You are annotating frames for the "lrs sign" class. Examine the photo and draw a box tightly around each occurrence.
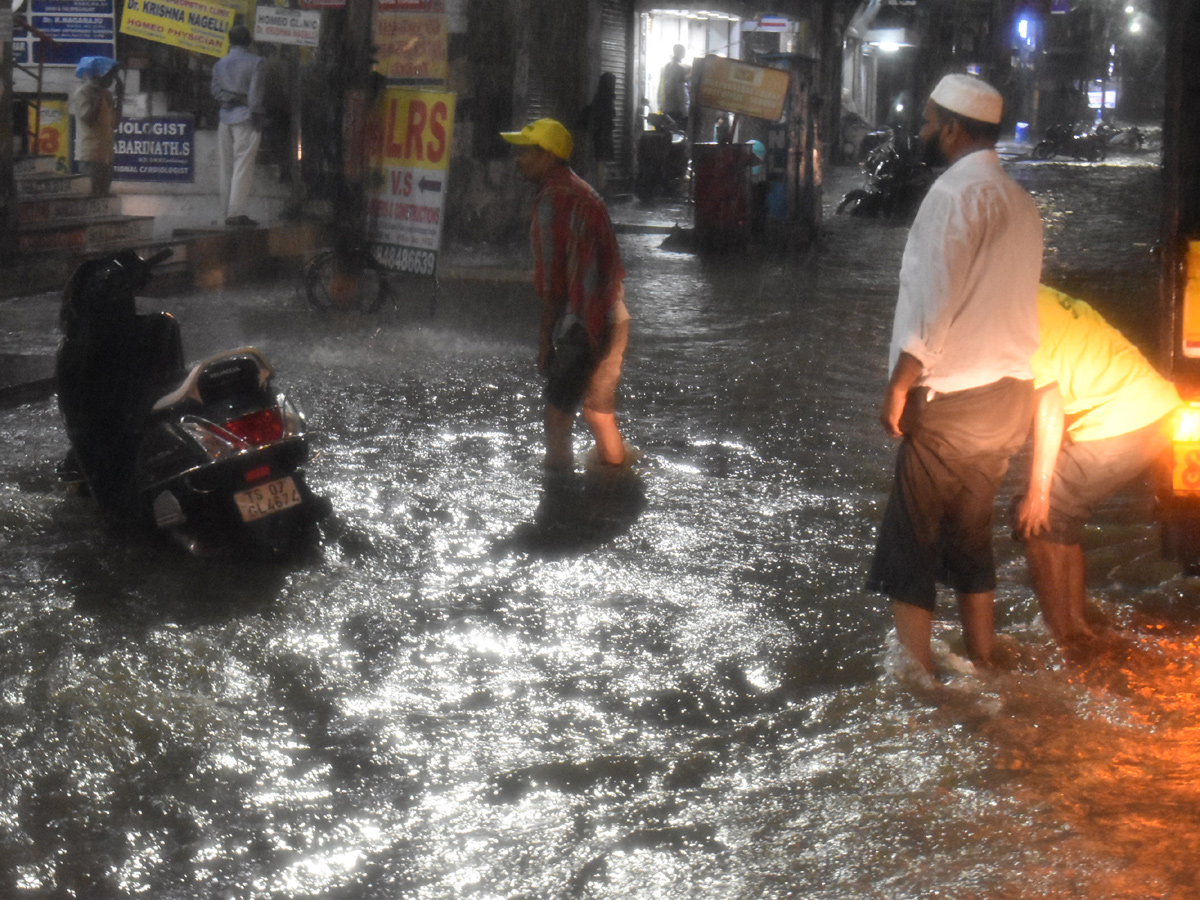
[365,88,456,276]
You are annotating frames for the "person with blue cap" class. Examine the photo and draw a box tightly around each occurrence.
[71,56,121,197]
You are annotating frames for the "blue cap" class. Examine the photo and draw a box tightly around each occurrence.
[75,56,119,80]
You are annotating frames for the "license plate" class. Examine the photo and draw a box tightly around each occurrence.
[1173,443,1200,494]
[234,476,302,522]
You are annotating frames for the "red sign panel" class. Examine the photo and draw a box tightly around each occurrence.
[377,0,441,10]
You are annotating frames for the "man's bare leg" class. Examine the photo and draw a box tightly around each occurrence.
[582,407,625,465]
[544,405,575,470]
[1062,543,1094,638]
[1026,537,1094,642]
[892,601,933,674]
[957,591,995,668]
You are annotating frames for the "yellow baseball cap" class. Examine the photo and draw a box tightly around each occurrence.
[500,118,574,160]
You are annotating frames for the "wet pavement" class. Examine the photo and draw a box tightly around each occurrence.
[3,152,1200,899]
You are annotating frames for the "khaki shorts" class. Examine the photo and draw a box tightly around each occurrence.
[545,319,629,414]
[1014,415,1172,545]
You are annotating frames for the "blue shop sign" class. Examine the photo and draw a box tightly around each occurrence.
[14,0,116,66]
[113,116,195,183]
[35,0,111,11]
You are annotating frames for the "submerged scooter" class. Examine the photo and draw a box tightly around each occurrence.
[1031,122,1107,161]
[56,248,329,557]
[837,128,932,221]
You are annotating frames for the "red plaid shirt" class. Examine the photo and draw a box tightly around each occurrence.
[531,166,625,342]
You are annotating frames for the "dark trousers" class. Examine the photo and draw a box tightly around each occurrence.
[868,378,1034,611]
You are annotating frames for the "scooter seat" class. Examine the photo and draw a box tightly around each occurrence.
[152,347,273,412]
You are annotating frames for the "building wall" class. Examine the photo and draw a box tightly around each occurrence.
[441,0,612,252]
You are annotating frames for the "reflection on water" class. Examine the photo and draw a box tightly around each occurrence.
[502,468,648,557]
[1,157,1199,898]
[984,616,1200,896]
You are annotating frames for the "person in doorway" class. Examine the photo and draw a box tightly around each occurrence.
[71,56,121,197]
[1014,286,1180,644]
[659,44,690,129]
[500,118,632,472]
[576,72,617,195]
[211,24,265,228]
[866,73,1044,676]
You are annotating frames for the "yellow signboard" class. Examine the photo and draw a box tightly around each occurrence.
[1182,240,1200,358]
[119,0,235,58]
[695,55,790,121]
[1171,406,1200,493]
[30,97,71,174]
[365,88,455,274]
[1172,442,1200,494]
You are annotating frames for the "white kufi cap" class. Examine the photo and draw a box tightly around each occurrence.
[929,74,1003,125]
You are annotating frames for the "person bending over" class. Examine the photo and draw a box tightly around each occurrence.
[1014,285,1180,643]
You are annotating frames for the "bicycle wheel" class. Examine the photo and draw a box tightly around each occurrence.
[304,248,389,314]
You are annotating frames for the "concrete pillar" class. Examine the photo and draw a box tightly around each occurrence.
[1,9,16,267]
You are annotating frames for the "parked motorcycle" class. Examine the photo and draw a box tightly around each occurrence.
[56,248,329,557]
[635,112,689,201]
[837,129,932,221]
[1031,122,1107,161]
[1094,121,1145,152]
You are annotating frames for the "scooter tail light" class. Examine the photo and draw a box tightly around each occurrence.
[224,407,285,446]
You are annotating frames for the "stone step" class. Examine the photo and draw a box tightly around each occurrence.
[13,155,61,179]
[18,216,157,255]
[16,174,94,200]
[18,194,123,227]
[0,238,190,299]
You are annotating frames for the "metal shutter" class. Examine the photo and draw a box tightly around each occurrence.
[600,0,632,185]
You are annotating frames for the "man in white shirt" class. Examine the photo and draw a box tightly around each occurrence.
[211,24,265,228]
[867,74,1044,675]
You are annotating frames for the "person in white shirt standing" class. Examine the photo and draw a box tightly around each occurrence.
[211,24,265,228]
[866,74,1044,676]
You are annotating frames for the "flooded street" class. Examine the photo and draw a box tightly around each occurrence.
[3,153,1200,899]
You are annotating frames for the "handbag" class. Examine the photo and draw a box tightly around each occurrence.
[548,311,594,380]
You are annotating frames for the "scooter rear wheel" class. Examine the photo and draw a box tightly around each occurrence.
[1031,141,1056,161]
[304,248,389,314]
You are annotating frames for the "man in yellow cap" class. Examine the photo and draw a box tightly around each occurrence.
[1014,286,1180,644]
[500,118,632,471]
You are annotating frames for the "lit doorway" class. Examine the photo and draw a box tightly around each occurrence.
[638,9,742,123]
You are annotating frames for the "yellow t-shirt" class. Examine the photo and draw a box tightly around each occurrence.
[1032,286,1181,442]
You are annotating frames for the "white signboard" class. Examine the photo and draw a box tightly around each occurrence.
[254,5,320,47]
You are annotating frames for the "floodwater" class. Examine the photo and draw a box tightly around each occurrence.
[3,150,1200,899]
